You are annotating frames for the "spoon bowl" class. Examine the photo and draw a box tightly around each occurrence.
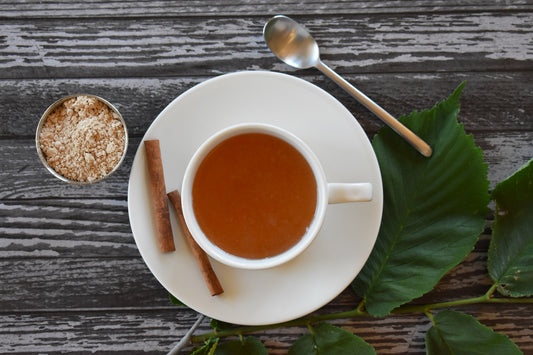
[263,15,432,157]
[263,15,320,69]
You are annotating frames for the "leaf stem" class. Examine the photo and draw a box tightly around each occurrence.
[190,291,533,344]
[424,310,436,325]
[391,289,532,314]
[391,294,488,314]
[485,283,498,298]
[192,308,368,343]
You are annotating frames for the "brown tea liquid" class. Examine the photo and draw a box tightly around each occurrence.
[192,132,317,259]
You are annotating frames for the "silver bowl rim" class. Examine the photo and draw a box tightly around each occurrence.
[35,93,129,185]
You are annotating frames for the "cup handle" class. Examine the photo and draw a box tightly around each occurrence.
[328,183,373,204]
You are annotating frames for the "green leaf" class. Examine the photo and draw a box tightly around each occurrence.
[191,344,210,355]
[352,82,490,316]
[426,310,522,355]
[488,159,533,297]
[191,338,219,355]
[288,323,376,355]
[212,336,268,355]
[168,292,186,306]
[210,318,233,331]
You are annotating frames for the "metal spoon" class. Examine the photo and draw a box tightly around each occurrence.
[263,15,432,157]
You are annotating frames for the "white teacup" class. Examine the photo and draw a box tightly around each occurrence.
[181,123,372,269]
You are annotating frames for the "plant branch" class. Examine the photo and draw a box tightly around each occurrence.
[191,308,368,343]
[391,294,488,314]
[485,283,498,298]
[190,291,533,344]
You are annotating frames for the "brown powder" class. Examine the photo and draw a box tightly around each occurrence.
[39,95,126,182]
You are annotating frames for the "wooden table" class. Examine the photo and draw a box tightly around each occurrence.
[1,1,532,353]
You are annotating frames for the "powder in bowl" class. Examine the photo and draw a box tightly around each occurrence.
[37,95,127,183]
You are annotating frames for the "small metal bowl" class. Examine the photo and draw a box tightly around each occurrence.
[36,94,128,185]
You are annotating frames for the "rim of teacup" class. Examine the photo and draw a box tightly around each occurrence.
[181,122,328,270]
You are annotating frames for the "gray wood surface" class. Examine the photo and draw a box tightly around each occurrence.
[1,1,532,354]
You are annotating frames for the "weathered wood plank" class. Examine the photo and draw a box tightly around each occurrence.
[0,139,131,199]
[316,72,533,134]
[1,13,531,79]
[1,72,531,138]
[0,258,170,309]
[0,198,136,257]
[1,305,531,354]
[1,2,532,353]
[1,0,532,18]
[0,309,203,353]
[335,304,533,354]
[482,132,533,187]
[0,232,512,310]
[1,130,530,201]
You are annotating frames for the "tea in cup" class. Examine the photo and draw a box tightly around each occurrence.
[181,123,372,269]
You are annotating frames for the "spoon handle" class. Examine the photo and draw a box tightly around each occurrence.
[315,61,432,157]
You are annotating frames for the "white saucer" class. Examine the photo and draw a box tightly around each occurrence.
[127,71,383,326]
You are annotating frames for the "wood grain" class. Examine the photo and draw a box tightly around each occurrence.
[1,0,532,18]
[1,129,530,201]
[0,72,530,138]
[0,305,531,354]
[0,234,496,310]
[0,310,204,353]
[0,258,168,309]
[0,13,531,80]
[1,0,531,353]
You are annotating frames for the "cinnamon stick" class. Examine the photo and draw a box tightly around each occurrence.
[144,140,175,252]
[167,190,224,296]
